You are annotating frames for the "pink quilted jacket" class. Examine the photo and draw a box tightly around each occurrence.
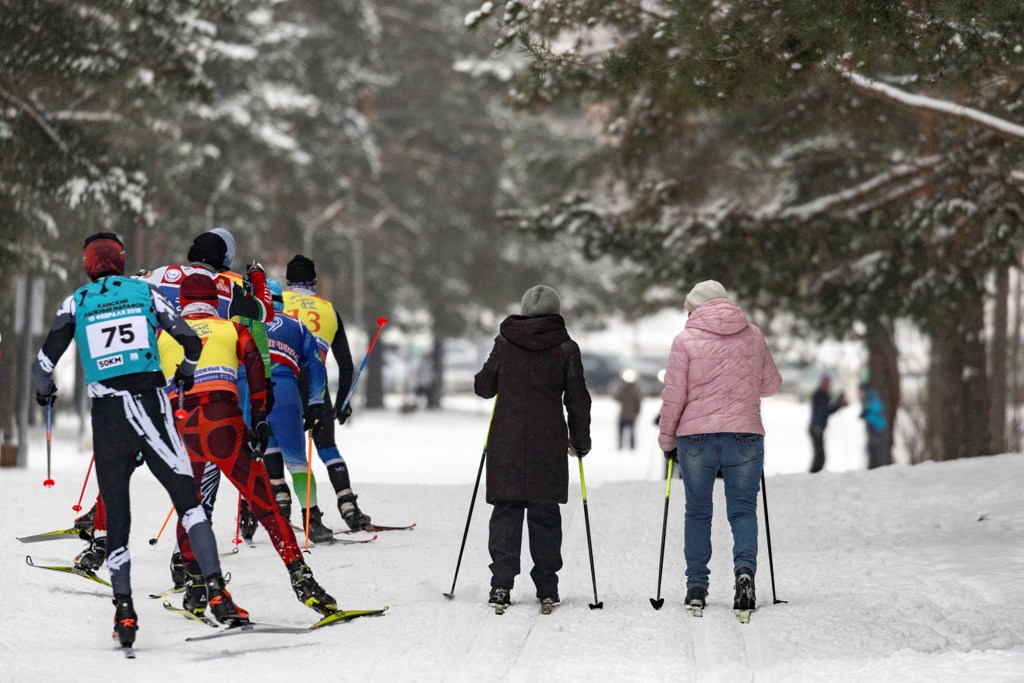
[658,299,782,451]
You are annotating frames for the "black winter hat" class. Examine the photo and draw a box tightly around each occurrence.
[187,232,228,269]
[286,255,317,284]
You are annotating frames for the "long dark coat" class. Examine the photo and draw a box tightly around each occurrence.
[474,314,592,504]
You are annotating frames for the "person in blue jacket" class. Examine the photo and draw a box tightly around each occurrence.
[859,381,889,469]
[241,278,335,543]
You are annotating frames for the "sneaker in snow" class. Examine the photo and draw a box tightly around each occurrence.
[685,586,708,608]
[733,568,755,611]
[488,587,511,606]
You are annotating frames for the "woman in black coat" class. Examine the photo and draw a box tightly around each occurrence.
[473,285,591,610]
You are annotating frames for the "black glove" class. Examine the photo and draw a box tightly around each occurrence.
[568,446,589,458]
[336,402,353,426]
[663,448,679,463]
[172,366,195,392]
[303,403,326,432]
[248,420,271,459]
[36,386,57,407]
[265,379,275,414]
[246,260,265,277]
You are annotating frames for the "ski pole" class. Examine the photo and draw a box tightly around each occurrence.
[303,431,313,553]
[443,401,496,600]
[578,456,603,609]
[148,506,175,545]
[761,471,786,605]
[232,492,243,546]
[174,380,187,421]
[72,455,95,511]
[650,458,674,610]
[43,398,55,488]
[340,316,388,413]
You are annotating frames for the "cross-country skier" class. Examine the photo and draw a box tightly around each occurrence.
[32,233,250,652]
[281,255,372,530]
[143,229,274,579]
[247,278,335,542]
[658,280,782,616]
[473,285,592,612]
[158,274,338,617]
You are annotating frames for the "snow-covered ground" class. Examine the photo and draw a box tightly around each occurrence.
[2,396,1022,682]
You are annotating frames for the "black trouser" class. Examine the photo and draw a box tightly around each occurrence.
[618,420,635,450]
[809,424,826,473]
[866,429,888,469]
[92,389,220,597]
[488,501,562,599]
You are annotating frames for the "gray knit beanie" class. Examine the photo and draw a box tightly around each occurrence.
[520,285,561,316]
[684,280,729,313]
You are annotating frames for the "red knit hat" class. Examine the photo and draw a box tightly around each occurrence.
[82,232,125,280]
[179,273,219,309]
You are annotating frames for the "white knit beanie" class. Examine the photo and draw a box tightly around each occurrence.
[520,285,561,316]
[210,227,236,271]
[684,280,729,313]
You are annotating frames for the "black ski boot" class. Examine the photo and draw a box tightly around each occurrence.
[205,573,250,627]
[734,568,756,611]
[337,492,371,530]
[302,506,334,543]
[540,595,560,615]
[182,567,208,616]
[272,483,292,520]
[169,550,186,589]
[112,595,138,648]
[239,499,258,542]
[74,535,107,572]
[287,561,337,615]
[74,502,97,531]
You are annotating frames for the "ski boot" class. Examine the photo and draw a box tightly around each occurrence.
[239,499,258,542]
[112,595,137,648]
[206,573,250,627]
[181,567,208,617]
[74,534,107,572]
[272,483,292,520]
[287,560,338,615]
[734,568,755,622]
[488,587,511,615]
[169,550,186,589]
[302,506,335,543]
[685,586,707,616]
[337,492,371,531]
[74,502,97,530]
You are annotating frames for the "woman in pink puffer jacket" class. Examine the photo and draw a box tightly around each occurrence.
[658,280,782,614]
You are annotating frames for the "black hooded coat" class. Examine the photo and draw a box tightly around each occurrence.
[474,314,592,504]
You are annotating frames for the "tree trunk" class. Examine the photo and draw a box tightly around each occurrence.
[1009,268,1023,452]
[989,265,1009,453]
[867,319,899,465]
[427,334,444,410]
[926,296,991,460]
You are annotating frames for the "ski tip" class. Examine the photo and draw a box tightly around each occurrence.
[25,555,34,566]
[649,598,665,610]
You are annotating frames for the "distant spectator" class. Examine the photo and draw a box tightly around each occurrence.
[809,374,846,473]
[414,361,433,407]
[858,381,889,469]
[613,370,643,450]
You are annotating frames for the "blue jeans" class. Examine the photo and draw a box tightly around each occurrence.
[678,432,764,590]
